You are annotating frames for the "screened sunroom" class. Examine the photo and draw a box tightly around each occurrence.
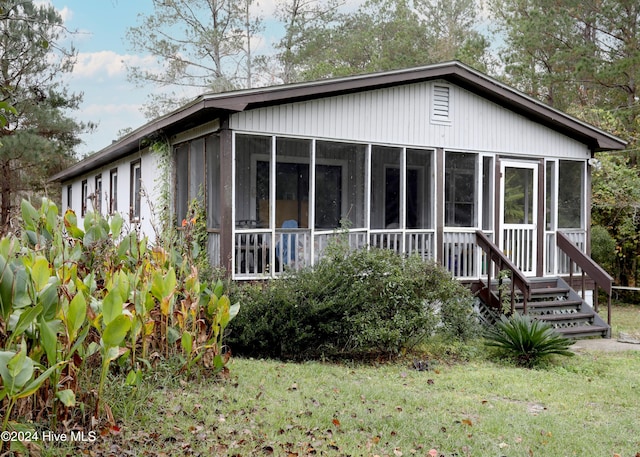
[171,130,592,281]
[231,133,435,278]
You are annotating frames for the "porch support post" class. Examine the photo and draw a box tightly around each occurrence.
[494,157,501,277]
[219,115,233,275]
[536,159,545,277]
[435,148,444,264]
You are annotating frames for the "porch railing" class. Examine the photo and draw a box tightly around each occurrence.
[476,230,531,314]
[545,230,586,275]
[556,231,613,326]
[234,228,435,278]
[502,226,535,275]
[443,230,480,278]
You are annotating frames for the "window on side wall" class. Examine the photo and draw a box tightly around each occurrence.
[110,168,118,214]
[66,185,72,211]
[81,180,88,216]
[130,160,141,221]
[95,174,102,214]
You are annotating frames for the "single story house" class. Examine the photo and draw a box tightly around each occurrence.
[51,61,626,336]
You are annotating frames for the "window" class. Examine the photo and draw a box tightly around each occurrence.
[545,161,556,231]
[94,174,102,214]
[130,160,141,221]
[371,146,401,229]
[445,152,477,227]
[206,135,220,229]
[66,185,72,211]
[315,141,364,229]
[81,180,88,216]
[110,169,118,214]
[235,134,271,227]
[558,160,584,228]
[482,156,494,231]
[406,148,434,230]
[175,139,206,224]
[370,147,433,230]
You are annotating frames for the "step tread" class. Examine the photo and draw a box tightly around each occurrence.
[515,299,583,309]
[534,312,594,322]
[530,287,570,295]
[556,325,609,335]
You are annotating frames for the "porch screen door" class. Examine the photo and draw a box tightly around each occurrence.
[499,160,538,275]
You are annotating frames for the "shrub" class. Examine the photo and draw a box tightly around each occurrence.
[485,314,574,368]
[228,246,478,360]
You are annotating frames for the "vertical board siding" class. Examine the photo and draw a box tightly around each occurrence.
[232,81,589,159]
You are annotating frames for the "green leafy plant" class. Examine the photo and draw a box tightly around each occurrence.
[0,341,64,433]
[0,197,239,441]
[485,313,574,368]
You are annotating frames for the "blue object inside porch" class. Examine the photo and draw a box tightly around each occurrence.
[277,219,298,265]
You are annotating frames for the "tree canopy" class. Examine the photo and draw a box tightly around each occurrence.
[126,0,263,119]
[0,0,91,233]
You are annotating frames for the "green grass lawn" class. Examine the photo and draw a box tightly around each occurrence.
[40,305,640,457]
[604,302,640,339]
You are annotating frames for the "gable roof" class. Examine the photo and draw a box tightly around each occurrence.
[51,61,627,182]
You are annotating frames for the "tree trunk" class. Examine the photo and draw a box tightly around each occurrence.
[0,159,12,234]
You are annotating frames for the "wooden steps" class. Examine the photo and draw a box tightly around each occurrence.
[485,277,610,339]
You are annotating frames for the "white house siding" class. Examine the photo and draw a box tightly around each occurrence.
[231,80,591,160]
[62,148,160,242]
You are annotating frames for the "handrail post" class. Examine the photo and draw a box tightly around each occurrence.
[556,230,614,329]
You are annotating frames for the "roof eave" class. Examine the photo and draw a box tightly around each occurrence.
[51,61,627,182]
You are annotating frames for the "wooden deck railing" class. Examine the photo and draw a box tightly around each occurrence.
[475,230,532,314]
[556,231,613,325]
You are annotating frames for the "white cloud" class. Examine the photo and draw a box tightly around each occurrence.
[57,5,72,22]
[82,103,142,117]
[72,51,157,79]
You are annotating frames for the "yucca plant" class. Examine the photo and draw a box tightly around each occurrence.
[485,313,574,368]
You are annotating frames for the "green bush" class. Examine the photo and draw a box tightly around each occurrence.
[590,225,616,275]
[485,314,574,368]
[228,246,479,360]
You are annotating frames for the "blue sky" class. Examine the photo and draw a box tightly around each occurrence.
[50,0,156,156]
[49,0,291,157]
[47,0,364,158]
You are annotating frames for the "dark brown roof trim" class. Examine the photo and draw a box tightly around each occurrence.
[50,61,626,182]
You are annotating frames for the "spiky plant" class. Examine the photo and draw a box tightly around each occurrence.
[485,314,574,368]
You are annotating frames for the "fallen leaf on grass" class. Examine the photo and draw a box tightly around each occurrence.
[332,418,341,427]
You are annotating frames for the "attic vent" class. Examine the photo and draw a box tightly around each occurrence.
[432,84,451,123]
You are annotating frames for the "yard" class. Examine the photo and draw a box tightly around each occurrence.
[41,305,640,457]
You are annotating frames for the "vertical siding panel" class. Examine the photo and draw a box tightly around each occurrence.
[229,82,589,159]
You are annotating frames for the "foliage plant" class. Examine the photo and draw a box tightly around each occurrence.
[485,313,574,368]
[229,243,479,360]
[0,198,238,448]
